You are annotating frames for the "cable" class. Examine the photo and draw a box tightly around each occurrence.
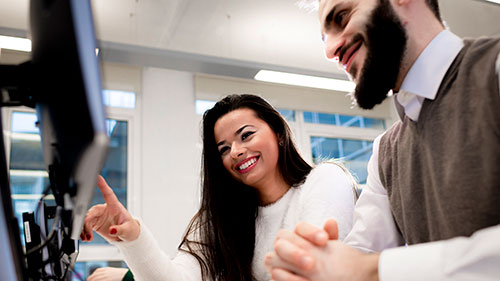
[34,184,52,223]
[24,183,84,281]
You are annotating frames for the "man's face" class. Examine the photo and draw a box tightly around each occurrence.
[319,0,407,109]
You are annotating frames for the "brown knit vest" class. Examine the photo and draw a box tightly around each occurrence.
[378,37,500,245]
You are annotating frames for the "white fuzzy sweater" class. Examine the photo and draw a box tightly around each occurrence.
[112,163,356,281]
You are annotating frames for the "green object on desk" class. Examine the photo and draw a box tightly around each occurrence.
[122,269,134,281]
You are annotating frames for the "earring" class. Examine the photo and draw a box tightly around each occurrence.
[279,141,284,146]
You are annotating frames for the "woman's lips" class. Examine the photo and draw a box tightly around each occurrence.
[236,156,259,174]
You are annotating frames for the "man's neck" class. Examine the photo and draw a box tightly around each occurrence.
[392,1,445,91]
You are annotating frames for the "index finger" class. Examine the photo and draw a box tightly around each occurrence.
[97,175,119,205]
[275,229,315,251]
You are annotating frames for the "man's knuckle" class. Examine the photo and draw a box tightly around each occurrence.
[292,248,304,261]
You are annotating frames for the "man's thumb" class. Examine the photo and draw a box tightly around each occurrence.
[324,219,339,240]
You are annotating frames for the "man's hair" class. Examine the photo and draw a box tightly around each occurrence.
[425,0,441,21]
[297,0,442,21]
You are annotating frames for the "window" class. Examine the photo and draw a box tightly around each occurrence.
[8,111,129,245]
[87,119,129,245]
[3,86,139,276]
[301,111,383,184]
[300,112,384,187]
[9,112,51,243]
[102,90,136,109]
[195,100,216,115]
[310,137,373,184]
[304,111,386,129]
[277,109,295,122]
[72,261,127,280]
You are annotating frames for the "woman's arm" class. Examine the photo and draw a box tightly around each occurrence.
[298,162,357,240]
[82,176,203,281]
[110,221,203,281]
[87,267,129,281]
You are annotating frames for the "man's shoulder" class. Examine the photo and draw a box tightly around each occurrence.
[380,121,402,143]
[464,36,500,44]
[463,36,500,54]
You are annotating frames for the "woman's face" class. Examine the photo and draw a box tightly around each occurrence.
[214,108,281,189]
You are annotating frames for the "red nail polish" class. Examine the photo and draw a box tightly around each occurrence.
[86,235,91,240]
[110,228,117,235]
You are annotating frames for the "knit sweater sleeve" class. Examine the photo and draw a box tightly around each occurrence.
[110,222,202,281]
[298,163,356,240]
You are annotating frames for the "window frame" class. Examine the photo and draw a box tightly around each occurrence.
[282,110,384,188]
[298,114,384,165]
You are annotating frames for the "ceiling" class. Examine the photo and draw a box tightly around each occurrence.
[0,0,499,80]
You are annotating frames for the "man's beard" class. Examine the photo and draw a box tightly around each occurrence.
[350,0,407,110]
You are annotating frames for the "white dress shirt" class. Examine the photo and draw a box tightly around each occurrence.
[344,30,500,281]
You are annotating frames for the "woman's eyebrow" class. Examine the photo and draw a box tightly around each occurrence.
[235,124,252,135]
[216,124,254,147]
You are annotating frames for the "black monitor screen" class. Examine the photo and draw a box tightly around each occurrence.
[30,0,108,240]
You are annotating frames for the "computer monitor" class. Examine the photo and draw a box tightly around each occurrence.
[0,0,108,279]
[30,0,109,241]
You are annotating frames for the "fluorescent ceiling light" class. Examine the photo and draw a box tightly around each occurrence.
[0,35,99,55]
[10,169,48,178]
[11,194,55,200]
[255,70,355,93]
[11,132,41,141]
[484,0,500,4]
[0,35,32,52]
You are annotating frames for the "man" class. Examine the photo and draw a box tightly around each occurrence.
[265,0,500,280]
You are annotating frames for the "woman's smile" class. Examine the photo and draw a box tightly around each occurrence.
[236,156,259,174]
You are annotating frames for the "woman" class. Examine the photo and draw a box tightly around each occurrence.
[83,94,357,281]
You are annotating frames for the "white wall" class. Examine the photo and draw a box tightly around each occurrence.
[140,67,201,255]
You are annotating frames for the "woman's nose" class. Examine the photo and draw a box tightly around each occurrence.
[230,142,245,159]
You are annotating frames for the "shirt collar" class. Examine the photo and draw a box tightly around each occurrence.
[396,30,464,121]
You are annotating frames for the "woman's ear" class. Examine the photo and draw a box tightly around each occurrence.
[277,134,285,147]
[395,0,410,6]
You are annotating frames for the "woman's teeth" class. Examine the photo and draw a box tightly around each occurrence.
[238,158,256,170]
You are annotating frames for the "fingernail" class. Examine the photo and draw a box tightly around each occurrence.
[110,228,117,235]
[86,234,91,240]
[300,256,313,269]
[316,232,327,243]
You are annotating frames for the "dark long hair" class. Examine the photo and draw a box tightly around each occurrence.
[179,94,312,281]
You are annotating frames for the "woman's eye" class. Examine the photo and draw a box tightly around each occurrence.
[219,146,229,155]
[241,131,255,141]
